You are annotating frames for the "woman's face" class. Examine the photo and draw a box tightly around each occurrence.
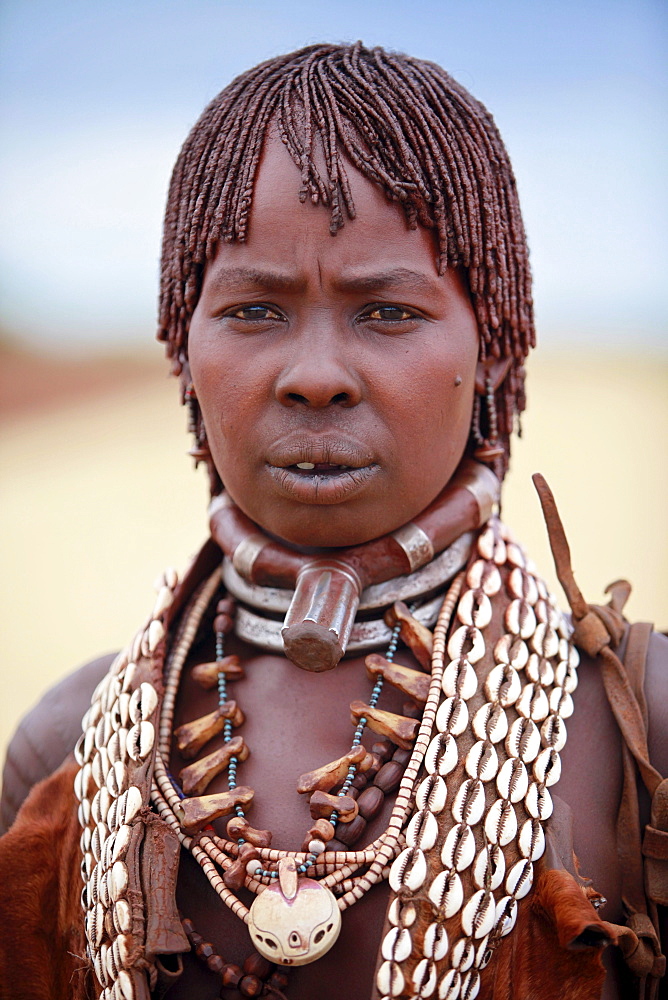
[188,134,480,548]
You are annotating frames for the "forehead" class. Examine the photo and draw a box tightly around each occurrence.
[213,130,442,280]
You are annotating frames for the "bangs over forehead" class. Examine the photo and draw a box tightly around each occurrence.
[159,42,534,460]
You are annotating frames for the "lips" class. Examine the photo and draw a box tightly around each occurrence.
[265,437,380,504]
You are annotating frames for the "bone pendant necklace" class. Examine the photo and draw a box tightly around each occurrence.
[247,856,342,965]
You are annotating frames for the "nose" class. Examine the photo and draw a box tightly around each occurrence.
[274,328,362,408]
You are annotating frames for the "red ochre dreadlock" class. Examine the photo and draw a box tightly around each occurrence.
[158,42,535,479]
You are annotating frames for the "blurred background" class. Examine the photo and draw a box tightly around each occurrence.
[1,1,666,763]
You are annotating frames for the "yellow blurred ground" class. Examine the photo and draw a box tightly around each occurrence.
[1,349,666,763]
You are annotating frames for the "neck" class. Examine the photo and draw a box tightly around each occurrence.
[209,459,500,671]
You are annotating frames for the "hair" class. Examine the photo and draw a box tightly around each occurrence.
[158,42,534,480]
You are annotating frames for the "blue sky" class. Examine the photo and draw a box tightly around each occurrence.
[0,0,666,351]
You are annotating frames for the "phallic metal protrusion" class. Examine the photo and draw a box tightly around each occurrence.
[282,560,363,671]
[179,736,250,796]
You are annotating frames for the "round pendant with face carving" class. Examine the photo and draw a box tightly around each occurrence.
[247,857,342,965]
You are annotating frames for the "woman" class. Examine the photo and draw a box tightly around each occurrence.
[1,43,665,1000]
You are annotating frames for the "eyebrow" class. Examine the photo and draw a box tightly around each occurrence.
[206,266,306,292]
[205,264,440,296]
[334,267,440,295]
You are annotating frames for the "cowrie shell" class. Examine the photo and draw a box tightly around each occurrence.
[112,824,132,863]
[549,686,574,719]
[472,844,505,891]
[122,785,143,825]
[484,665,521,707]
[525,653,554,687]
[525,781,553,820]
[113,898,132,935]
[99,868,111,908]
[466,559,501,596]
[147,619,165,653]
[425,733,458,776]
[447,625,485,664]
[406,810,439,852]
[518,818,546,860]
[474,934,492,970]
[117,969,138,1000]
[101,676,121,714]
[95,714,112,752]
[74,733,86,767]
[452,778,485,826]
[472,703,507,743]
[382,926,413,962]
[423,922,449,961]
[484,798,517,846]
[80,825,92,854]
[533,747,561,786]
[435,697,468,736]
[416,774,447,814]
[106,760,129,798]
[465,740,498,782]
[451,937,474,972]
[152,585,173,618]
[505,600,536,639]
[505,541,525,568]
[477,526,506,565]
[461,889,496,938]
[437,969,461,1000]
[93,947,108,988]
[541,714,567,751]
[110,860,129,901]
[83,726,96,763]
[441,823,476,872]
[389,846,427,892]
[508,567,537,604]
[536,600,562,628]
[554,661,578,694]
[531,623,559,659]
[506,858,534,899]
[493,634,528,669]
[495,895,518,936]
[457,589,492,628]
[377,960,405,997]
[129,683,158,724]
[515,683,549,722]
[118,693,131,728]
[388,897,417,928]
[496,758,529,803]
[121,662,137,693]
[127,721,155,762]
[429,870,463,918]
[89,861,100,904]
[569,645,580,668]
[441,659,478,701]
[108,729,127,764]
[505,717,540,762]
[413,958,438,995]
[448,625,485,663]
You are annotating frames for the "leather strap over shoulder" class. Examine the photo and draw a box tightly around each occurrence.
[532,474,666,998]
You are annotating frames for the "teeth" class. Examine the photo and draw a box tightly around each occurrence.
[296,462,315,470]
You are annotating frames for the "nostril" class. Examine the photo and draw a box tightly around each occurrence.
[331,392,348,404]
[286,392,309,404]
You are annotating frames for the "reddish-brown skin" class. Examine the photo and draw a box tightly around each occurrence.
[188,131,487,549]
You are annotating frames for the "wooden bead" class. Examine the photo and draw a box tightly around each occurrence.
[365,654,431,704]
[297,745,367,795]
[217,597,236,616]
[308,818,336,842]
[243,953,273,978]
[207,954,225,974]
[268,971,289,989]
[349,701,419,750]
[240,974,263,997]
[181,917,196,937]
[196,941,214,959]
[403,700,422,719]
[214,613,234,634]
[221,964,242,987]
[371,740,395,762]
[308,790,358,823]
[392,747,412,766]
[384,601,434,669]
[351,772,368,790]
[179,736,249,796]
[374,760,404,793]
[335,814,367,846]
[191,656,244,688]
[357,785,384,821]
[347,786,359,800]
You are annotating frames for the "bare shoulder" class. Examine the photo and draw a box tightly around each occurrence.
[0,652,116,834]
[645,630,668,777]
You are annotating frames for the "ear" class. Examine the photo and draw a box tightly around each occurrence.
[474,355,513,395]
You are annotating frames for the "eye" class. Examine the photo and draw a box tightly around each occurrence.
[360,304,416,323]
[225,303,285,322]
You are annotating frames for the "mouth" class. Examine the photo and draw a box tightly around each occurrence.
[265,440,380,504]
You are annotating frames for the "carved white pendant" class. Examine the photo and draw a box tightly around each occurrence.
[247,857,342,966]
